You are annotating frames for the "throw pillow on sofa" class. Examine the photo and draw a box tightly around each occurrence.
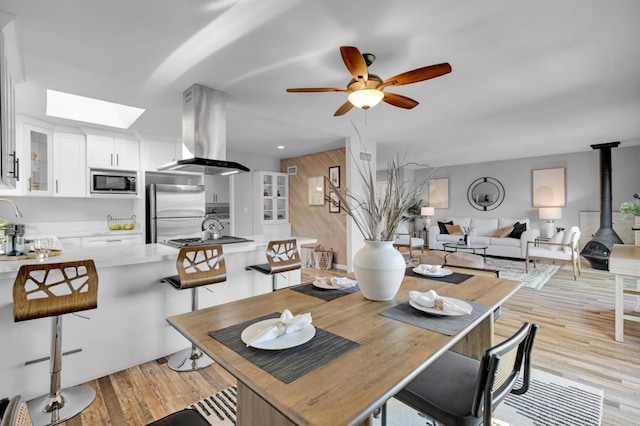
[508,222,527,239]
[491,226,514,238]
[438,221,453,234]
[445,224,464,235]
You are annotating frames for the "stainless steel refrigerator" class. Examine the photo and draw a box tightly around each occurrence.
[147,184,205,243]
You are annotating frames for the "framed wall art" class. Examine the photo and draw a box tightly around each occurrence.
[329,192,340,213]
[329,166,340,188]
[532,167,565,207]
[308,176,325,205]
[428,178,449,209]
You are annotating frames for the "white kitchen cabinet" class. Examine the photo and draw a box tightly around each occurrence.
[143,140,181,170]
[253,171,290,238]
[81,233,142,247]
[205,174,230,203]
[53,132,86,197]
[87,134,139,170]
[22,123,53,196]
[57,237,81,250]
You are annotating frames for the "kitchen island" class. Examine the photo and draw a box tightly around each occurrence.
[0,236,316,399]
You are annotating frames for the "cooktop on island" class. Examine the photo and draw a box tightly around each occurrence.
[163,236,253,248]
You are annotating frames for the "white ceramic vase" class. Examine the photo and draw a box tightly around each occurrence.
[353,240,406,301]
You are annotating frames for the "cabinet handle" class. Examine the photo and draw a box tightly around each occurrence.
[110,153,114,166]
[116,154,119,166]
[9,151,19,181]
[27,177,31,192]
[56,180,59,193]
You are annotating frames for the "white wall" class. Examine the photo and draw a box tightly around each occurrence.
[412,145,640,232]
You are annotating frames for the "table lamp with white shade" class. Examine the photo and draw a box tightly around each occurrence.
[539,207,562,238]
[421,206,435,230]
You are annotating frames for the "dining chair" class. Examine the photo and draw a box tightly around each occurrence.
[393,221,424,259]
[245,239,301,291]
[146,408,210,426]
[13,260,99,426]
[526,225,582,279]
[163,244,227,372]
[382,322,538,426]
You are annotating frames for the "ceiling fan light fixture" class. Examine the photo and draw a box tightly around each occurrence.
[348,89,384,109]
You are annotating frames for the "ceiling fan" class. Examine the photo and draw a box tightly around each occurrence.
[286,46,452,116]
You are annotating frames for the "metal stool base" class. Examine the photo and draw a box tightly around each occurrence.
[28,385,95,426]
[168,347,214,372]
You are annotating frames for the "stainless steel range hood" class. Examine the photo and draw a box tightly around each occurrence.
[158,84,250,175]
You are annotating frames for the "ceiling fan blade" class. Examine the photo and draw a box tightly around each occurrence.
[340,46,368,82]
[286,87,347,93]
[383,63,452,87]
[383,92,419,109]
[334,101,354,116]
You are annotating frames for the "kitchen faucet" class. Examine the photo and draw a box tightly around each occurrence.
[0,198,23,223]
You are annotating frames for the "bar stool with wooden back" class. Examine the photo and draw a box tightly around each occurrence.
[13,260,99,426]
[245,239,301,291]
[163,244,226,372]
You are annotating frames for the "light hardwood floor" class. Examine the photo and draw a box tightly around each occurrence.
[51,263,639,425]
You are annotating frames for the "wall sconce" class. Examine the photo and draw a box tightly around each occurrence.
[539,207,562,238]
[421,206,435,230]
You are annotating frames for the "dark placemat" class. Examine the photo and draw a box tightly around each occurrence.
[379,300,490,336]
[290,282,359,301]
[405,267,473,284]
[208,313,359,384]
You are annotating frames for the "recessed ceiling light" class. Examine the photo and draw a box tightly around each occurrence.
[46,89,145,129]
[277,145,285,149]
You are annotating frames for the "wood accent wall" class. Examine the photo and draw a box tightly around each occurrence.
[281,148,347,267]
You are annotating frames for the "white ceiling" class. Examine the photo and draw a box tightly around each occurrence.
[3,0,640,168]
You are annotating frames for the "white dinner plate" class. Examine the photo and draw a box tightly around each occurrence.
[409,298,473,316]
[240,318,316,350]
[412,267,453,278]
[312,277,357,289]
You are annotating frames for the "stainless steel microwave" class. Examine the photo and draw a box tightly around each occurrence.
[90,170,137,194]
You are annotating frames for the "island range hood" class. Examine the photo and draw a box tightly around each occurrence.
[158,84,250,175]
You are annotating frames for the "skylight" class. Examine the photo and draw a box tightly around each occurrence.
[46,89,145,129]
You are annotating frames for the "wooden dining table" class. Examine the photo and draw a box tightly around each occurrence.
[166,272,521,426]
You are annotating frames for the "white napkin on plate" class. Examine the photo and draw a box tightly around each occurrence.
[246,309,312,347]
[331,277,357,288]
[409,290,472,315]
[417,264,442,274]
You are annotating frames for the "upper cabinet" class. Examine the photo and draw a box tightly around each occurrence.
[254,171,288,224]
[205,174,230,203]
[23,123,52,196]
[87,134,139,171]
[142,139,181,171]
[0,18,21,190]
[53,132,86,197]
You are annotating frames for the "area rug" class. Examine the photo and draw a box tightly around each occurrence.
[485,258,560,290]
[191,369,603,426]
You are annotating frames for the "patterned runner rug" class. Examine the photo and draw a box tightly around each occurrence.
[191,369,602,426]
[485,258,560,290]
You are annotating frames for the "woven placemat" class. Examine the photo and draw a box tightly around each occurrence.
[290,283,359,301]
[405,267,472,284]
[379,300,490,336]
[208,312,359,384]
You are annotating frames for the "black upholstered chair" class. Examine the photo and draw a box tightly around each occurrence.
[246,239,301,291]
[163,244,227,372]
[146,408,209,426]
[383,322,538,426]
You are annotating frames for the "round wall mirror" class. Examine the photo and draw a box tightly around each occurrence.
[467,177,505,211]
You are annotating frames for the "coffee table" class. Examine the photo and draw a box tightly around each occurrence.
[443,242,489,262]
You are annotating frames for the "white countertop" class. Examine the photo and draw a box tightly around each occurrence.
[0,236,317,275]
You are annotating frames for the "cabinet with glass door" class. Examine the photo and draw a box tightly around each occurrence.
[253,171,289,236]
[23,123,52,196]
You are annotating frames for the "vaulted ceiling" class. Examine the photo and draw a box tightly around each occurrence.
[3,0,640,168]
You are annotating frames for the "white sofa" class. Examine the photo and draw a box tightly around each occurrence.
[428,216,540,259]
